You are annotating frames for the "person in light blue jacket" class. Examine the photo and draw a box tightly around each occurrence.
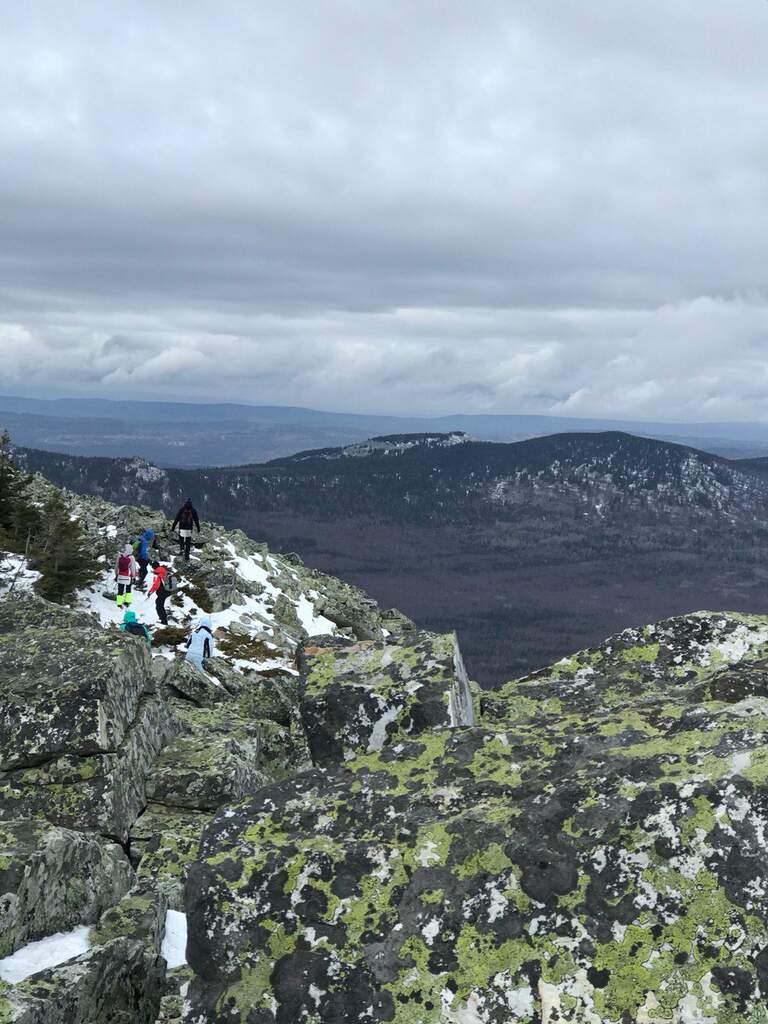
[185,615,214,670]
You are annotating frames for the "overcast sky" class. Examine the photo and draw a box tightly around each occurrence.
[2,1,768,419]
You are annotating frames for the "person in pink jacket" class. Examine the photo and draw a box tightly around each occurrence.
[114,544,138,608]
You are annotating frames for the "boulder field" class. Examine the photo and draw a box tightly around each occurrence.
[2,480,768,1022]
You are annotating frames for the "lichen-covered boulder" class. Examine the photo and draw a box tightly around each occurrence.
[0,595,154,771]
[155,657,230,707]
[170,699,307,780]
[185,612,768,1024]
[299,632,474,766]
[308,579,392,640]
[0,820,134,957]
[481,609,768,728]
[90,880,167,954]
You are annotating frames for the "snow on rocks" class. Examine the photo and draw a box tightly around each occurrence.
[0,552,40,599]
[160,910,187,969]
[0,926,91,984]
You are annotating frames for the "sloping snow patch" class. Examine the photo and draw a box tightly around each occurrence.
[296,593,336,637]
[161,909,187,968]
[0,926,91,984]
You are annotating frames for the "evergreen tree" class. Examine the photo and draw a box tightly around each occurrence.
[0,431,39,554]
[31,492,101,602]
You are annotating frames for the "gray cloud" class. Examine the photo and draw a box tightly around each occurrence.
[1,1,767,418]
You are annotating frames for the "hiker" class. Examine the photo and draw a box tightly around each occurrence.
[171,499,200,561]
[118,610,152,648]
[171,498,200,560]
[147,560,174,626]
[185,614,214,669]
[114,544,138,608]
[134,529,157,588]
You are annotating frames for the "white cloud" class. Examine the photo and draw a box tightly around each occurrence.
[2,2,768,417]
[3,295,768,419]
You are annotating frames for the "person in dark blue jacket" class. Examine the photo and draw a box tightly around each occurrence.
[134,529,157,588]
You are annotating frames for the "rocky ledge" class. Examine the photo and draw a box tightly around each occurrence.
[2,480,768,1023]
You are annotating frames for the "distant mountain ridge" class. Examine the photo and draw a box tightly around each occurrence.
[6,393,768,464]
[16,429,768,684]
[17,428,768,524]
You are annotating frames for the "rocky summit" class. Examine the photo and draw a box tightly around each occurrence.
[2,477,768,1022]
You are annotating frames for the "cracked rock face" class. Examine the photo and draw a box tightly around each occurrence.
[185,612,768,1024]
[0,936,165,1024]
[299,632,474,767]
[0,692,176,842]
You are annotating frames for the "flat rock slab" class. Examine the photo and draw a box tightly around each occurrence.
[0,820,134,957]
[185,625,768,1024]
[0,596,154,771]
[299,632,474,766]
[144,734,269,812]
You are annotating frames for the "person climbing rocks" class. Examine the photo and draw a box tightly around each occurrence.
[185,614,214,669]
[118,609,152,648]
[147,560,174,626]
[114,544,138,608]
[134,529,157,588]
[171,498,200,561]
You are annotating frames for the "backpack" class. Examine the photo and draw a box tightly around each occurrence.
[117,554,133,575]
[125,622,146,638]
[132,538,142,555]
[180,507,194,528]
[164,570,176,594]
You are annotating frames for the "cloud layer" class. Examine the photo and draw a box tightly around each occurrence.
[2,1,767,417]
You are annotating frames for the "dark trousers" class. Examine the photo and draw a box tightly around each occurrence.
[155,589,168,626]
[137,557,149,585]
[179,531,192,560]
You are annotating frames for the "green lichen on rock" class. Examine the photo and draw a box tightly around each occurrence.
[130,805,211,908]
[185,611,768,1023]
[89,880,166,953]
[298,632,475,767]
[0,594,155,771]
[2,936,164,1023]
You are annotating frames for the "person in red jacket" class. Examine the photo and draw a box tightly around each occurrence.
[147,561,173,626]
